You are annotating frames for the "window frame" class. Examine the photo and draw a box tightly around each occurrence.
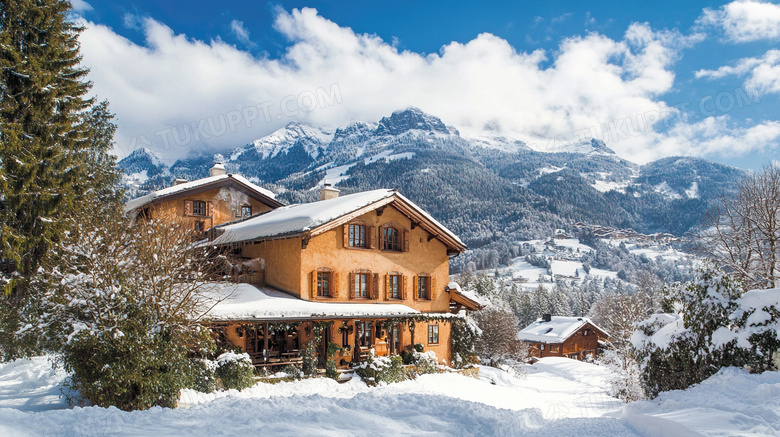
[427,324,439,345]
[388,274,401,299]
[382,226,401,251]
[241,205,252,218]
[317,271,332,297]
[354,272,369,298]
[192,200,208,216]
[348,224,367,248]
[417,275,430,300]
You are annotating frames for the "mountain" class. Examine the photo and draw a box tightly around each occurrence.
[119,107,745,268]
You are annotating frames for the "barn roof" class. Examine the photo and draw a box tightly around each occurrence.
[517,316,609,343]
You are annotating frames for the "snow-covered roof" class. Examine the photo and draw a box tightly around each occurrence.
[202,283,420,321]
[517,316,609,343]
[210,189,465,251]
[124,174,278,213]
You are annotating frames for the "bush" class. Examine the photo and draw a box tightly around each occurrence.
[325,359,339,380]
[62,328,193,410]
[278,364,303,379]
[412,350,440,375]
[301,340,318,376]
[215,352,255,391]
[188,358,217,393]
[354,352,409,386]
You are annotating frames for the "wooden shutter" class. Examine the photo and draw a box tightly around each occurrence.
[380,226,386,249]
[349,273,355,300]
[343,224,349,248]
[385,274,390,300]
[430,277,436,301]
[403,229,410,252]
[401,275,407,300]
[369,226,376,249]
[372,273,379,300]
[207,201,214,217]
[332,272,340,298]
[311,271,317,299]
[184,200,193,216]
[413,275,419,300]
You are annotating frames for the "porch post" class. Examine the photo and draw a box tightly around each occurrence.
[263,322,269,362]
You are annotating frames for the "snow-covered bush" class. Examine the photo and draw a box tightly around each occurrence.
[598,348,644,402]
[37,216,223,410]
[631,264,776,397]
[278,364,303,379]
[471,306,528,372]
[215,352,255,391]
[188,358,217,393]
[411,350,441,375]
[354,351,409,386]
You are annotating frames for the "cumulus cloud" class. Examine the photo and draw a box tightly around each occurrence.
[699,50,780,97]
[698,0,780,42]
[230,19,253,46]
[70,0,93,13]
[77,7,777,164]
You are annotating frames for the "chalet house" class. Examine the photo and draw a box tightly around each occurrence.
[517,315,609,361]
[124,167,481,371]
[124,163,283,236]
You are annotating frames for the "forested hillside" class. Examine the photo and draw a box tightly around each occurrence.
[119,108,745,270]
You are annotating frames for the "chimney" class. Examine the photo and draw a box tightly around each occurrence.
[173,177,188,186]
[210,162,227,177]
[543,314,552,322]
[320,183,340,201]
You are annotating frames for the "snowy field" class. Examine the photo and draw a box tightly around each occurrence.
[1,356,777,436]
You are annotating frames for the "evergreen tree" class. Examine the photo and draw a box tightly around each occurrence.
[0,0,94,293]
[0,0,117,358]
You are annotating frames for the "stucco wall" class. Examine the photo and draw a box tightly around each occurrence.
[298,206,452,313]
[241,238,303,296]
[148,186,274,231]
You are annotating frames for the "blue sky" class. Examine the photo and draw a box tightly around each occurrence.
[71,1,780,169]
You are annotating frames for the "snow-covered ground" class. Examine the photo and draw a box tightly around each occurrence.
[1,356,776,436]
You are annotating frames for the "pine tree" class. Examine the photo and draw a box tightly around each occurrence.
[0,0,95,295]
[1,0,117,359]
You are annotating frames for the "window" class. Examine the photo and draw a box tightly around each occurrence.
[317,271,331,297]
[417,276,430,300]
[551,345,559,353]
[388,274,401,299]
[383,227,401,251]
[193,221,205,233]
[241,205,252,218]
[356,321,373,348]
[354,273,369,298]
[193,200,207,216]
[427,325,439,345]
[583,329,589,336]
[540,344,545,351]
[348,224,367,248]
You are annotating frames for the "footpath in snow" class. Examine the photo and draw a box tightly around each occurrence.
[0,356,777,436]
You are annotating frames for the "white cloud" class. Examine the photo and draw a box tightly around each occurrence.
[698,0,780,42]
[76,7,777,164]
[70,0,92,13]
[230,19,253,46]
[655,116,780,158]
[697,49,780,95]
